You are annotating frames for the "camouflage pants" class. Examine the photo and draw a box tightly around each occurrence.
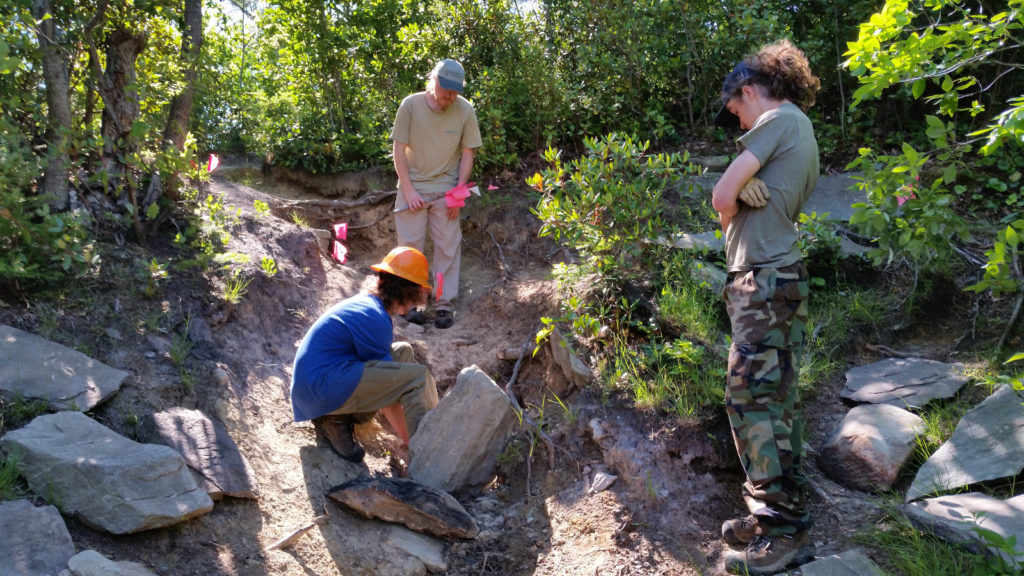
[723,262,811,535]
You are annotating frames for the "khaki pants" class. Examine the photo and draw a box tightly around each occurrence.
[328,342,438,435]
[394,196,461,309]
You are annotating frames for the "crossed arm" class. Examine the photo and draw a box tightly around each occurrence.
[711,149,763,232]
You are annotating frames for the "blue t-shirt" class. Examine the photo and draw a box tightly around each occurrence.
[290,294,394,421]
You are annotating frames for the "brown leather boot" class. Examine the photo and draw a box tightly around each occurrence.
[313,415,365,463]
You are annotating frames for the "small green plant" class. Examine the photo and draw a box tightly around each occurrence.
[290,211,309,227]
[0,450,23,501]
[145,258,169,298]
[260,256,278,278]
[0,394,49,433]
[546,389,578,424]
[859,498,1004,575]
[223,271,252,305]
[253,199,270,216]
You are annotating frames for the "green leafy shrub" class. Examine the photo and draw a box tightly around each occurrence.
[0,122,96,293]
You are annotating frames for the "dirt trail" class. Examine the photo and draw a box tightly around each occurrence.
[2,166,891,575]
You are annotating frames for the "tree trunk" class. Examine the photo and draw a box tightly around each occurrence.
[99,27,147,182]
[33,0,72,211]
[159,0,203,202]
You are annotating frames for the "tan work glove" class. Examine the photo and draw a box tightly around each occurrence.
[738,177,770,208]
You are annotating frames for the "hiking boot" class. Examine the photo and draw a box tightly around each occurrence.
[312,415,365,463]
[724,531,815,575]
[405,308,427,325]
[434,309,453,329]
[722,515,758,546]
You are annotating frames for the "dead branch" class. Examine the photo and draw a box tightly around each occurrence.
[506,331,556,470]
[996,254,1023,354]
[272,190,396,227]
[865,343,914,358]
[266,514,329,551]
[488,230,515,283]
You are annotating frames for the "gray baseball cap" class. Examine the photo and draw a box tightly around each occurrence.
[433,59,465,93]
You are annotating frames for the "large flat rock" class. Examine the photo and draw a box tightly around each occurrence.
[842,357,969,409]
[907,385,1024,501]
[139,407,259,500]
[0,324,127,411]
[800,549,882,576]
[0,411,213,534]
[327,476,478,539]
[905,492,1024,570]
[0,499,74,576]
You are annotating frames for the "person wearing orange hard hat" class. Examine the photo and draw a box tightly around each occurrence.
[290,246,438,462]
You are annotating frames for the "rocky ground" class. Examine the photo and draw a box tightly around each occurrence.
[0,162,995,575]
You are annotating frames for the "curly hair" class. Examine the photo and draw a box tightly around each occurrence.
[373,271,426,313]
[727,39,821,111]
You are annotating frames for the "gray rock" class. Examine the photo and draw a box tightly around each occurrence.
[67,550,157,576]
[549,327,594,391]
[0,324,127,411]
[653,231,724,253]
[0,411,213,534]
[138,407,259,500]
[326,476,478,539]
[800,549,882,576]
[905,492,1024,570]
[0,499,74,576]
[842,357,969,409]
[803,173,865,223]
[408,365,516,493]
[907,385,1024,501]
[820,404,925,492]
[386,527,446,573]
[691,155,732,171]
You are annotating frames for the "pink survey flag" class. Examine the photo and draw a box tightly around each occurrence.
[333,222,347,240]
[332,241,348,264]
[207,154,220,173]
[435,272,444,301]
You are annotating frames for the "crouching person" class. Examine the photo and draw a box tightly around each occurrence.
[290,246,439,462]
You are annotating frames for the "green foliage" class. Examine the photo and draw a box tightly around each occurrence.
[260,256,278,278]
[844,0,1024,299]
[223,271,252,305]
[0,118,96,291]
[0,450,23,501]
[145,258,169,298]
[531,133,700,285]
[860,500,1005,576]
[847,142,971,267]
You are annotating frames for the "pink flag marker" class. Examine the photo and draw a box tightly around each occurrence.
[488,184,498,191]
[435,272,444,301]
[333,222,348,240]
[207,154,220,173]
[332,241,348,264]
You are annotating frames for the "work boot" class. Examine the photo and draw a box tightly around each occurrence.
[405,308,427,325]
[434,309,453,329]
[722,515,758,546]
[724,531,815,575]
[312,415,365,463]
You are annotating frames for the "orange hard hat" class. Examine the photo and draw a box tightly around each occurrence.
[370,246,431,289]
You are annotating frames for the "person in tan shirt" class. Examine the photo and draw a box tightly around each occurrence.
[390,58,482,329]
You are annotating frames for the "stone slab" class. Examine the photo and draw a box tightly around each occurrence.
[905,492,1024,570]
[800,549,882,576]
[0,324,127,411]
[0,499,74,576]
[907,385,1024,501]
[326,476,478,539]
[842,357,969,409]
[820,404,925,492]
[139,407,259,500]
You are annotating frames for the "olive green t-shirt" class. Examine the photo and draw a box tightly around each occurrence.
[390,92,483,201]
[725,102,819,272]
